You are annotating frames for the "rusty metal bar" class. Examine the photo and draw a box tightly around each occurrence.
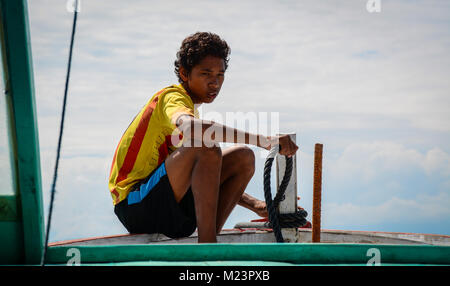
[312,143,323,243]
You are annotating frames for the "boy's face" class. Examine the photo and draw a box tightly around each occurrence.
[180,55,225,104]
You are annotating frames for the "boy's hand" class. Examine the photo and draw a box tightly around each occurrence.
[252,197,305,218]
[265,135,299,157]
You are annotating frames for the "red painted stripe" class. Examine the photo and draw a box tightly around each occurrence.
[116,96,159,183]
[48,233,141,247]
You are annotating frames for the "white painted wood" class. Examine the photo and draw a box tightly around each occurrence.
[276,133,298,242]
[52,229,450,246]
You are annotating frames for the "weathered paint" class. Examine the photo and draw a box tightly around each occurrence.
[49,228,450,247]
[46,243,450,265]
[0,0,44,264]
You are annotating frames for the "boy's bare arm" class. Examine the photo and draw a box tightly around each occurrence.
[176,114,269,148]
[176,114,298,157]
[175,114,299,217]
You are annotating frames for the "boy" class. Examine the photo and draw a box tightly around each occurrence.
[109,32,298,243]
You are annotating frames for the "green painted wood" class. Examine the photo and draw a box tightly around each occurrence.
[47,243,450,266]
[0,195,20,221]
[67,260,298,266]
[0,0,44,264]
[0,5,18,199]
[0,221,24,264]
[0,0,24,265]
[66,261,448,266]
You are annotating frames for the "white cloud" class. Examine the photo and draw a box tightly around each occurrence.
[323,192,450,227]
[28,0,450,240]
[329,141,450,183]
[423,148,450,177]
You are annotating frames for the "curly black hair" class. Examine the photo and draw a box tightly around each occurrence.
[174,32,231,83]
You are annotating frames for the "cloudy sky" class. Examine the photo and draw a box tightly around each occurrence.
[27,0,450,242]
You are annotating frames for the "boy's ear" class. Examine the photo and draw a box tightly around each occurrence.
[179,66,189,82]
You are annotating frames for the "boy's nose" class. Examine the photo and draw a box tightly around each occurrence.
[209,78,219,89]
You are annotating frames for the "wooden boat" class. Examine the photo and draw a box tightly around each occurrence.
[1,0,449,266]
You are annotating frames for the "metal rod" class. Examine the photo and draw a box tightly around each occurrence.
[312,143,323,243]
[41,4,78,266]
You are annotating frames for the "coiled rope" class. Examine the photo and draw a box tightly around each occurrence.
[263,145,308,242]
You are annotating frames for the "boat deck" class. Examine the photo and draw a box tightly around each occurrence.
[49,228,450,247]
[43,228,450,266]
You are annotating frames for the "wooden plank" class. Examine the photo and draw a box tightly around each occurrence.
[49,228,450,247]
[46,243,450,265]
[0,0,45,264]
[276,133,298,242]
[0,195,20,221]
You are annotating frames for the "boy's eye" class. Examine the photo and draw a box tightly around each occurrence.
[200,71,224,77]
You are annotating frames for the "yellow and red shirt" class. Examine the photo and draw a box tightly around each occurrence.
[108,84,199,205]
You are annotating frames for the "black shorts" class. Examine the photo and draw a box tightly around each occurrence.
[114,162,197,239]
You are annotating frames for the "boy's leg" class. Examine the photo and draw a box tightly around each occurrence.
[164,145,255,242]
[165,145,222,243]
[216,145,255,233]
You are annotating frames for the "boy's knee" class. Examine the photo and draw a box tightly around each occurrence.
[238,146,255,175]
[196,145,222,161]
